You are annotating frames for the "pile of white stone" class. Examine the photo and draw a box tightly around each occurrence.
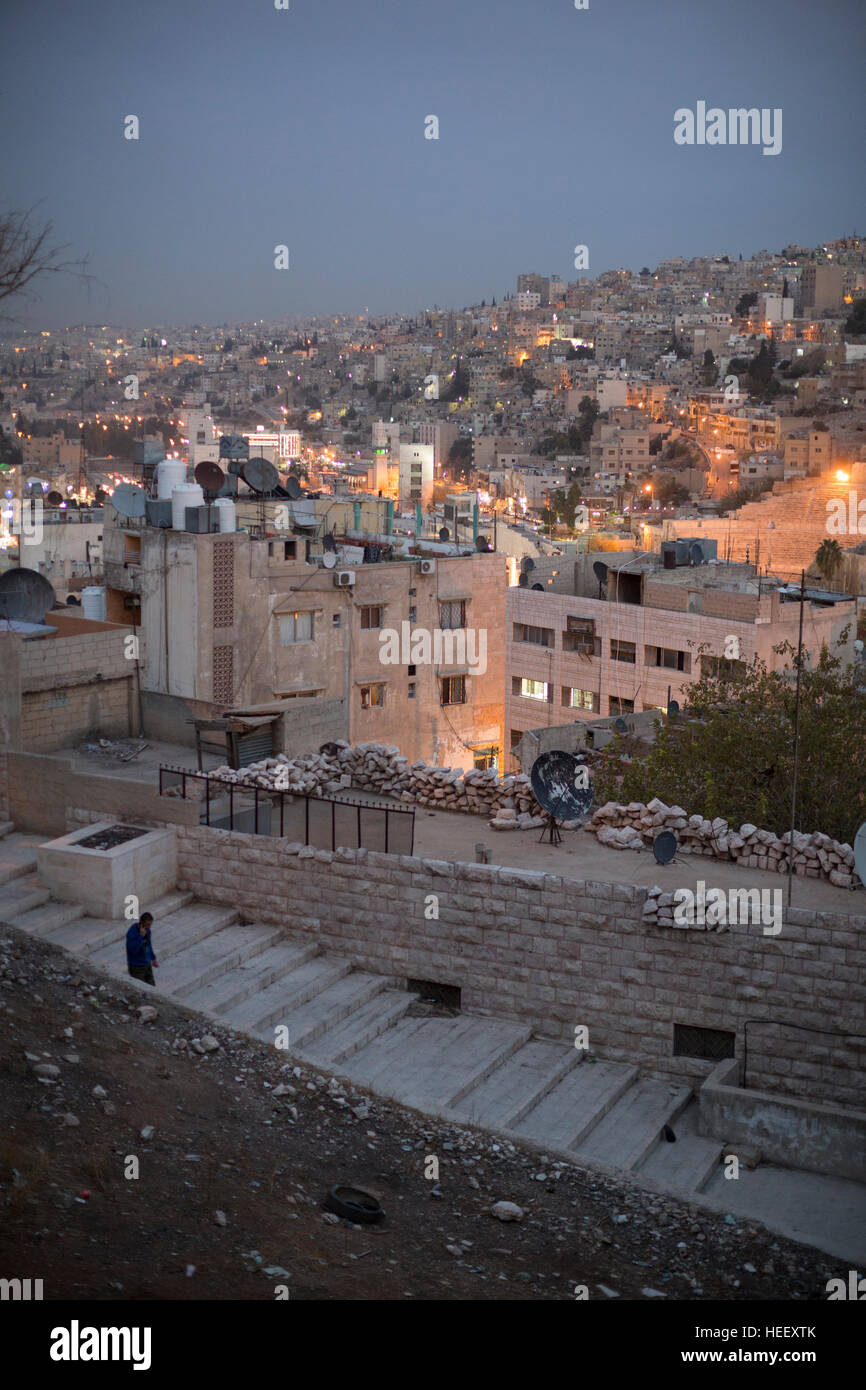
[166,742,548,827]
[587,798,861,888]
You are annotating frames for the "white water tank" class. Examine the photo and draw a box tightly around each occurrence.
[81,586,106,621]
[156,458,187,500]
[213,497,236,532]
[171,482,204,530]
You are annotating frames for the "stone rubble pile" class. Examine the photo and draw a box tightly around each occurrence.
[587,799,861,888]
[165,742,549,828]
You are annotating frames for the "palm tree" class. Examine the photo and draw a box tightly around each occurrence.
[815,538,843,586]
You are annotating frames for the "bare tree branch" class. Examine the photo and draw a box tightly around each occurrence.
[0,204,93,315]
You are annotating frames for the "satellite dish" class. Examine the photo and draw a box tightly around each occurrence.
[522,556,535,572]
[195,461,226,493]
[322,551,337,570]
[285,474,302,500]
[322,532,336,552]
[65,594,81,606]
[111,484,146,519]
[653,830,678,865]
[530,751,593,844]
[439,527,450,542]
[518,572,528,587]
[531,582,544,590]
[667,698,680,715]
[689,542,703,565]
[613,717,628,733]
[0,567,55,624]
[46,491,63,506]
[242,457,279,494]
[853,822,866,887]
[475,535,490,552]
[593,560,608,582]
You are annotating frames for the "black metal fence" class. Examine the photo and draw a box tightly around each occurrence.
[159,764,415,855]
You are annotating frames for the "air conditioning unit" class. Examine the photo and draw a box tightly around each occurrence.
[333,570,355,587]
[419,558,437,575]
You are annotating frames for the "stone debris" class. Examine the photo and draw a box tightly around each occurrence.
[587,800,860,891]
[490,1200,524,1222]
[164,742,550,825]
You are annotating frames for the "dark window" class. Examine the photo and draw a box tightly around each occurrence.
[360,605,384,630]
[407,979,461,1011]
[673,1024,735,1062]
[441,675,466,705]
[609,695,634,715]
[610,639,636,663]
[513,622,554,647]
[440,599,466,630]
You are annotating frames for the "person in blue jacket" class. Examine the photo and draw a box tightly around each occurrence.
[126,912,158,985]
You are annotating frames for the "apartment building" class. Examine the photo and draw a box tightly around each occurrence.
[398,443,434,509]
[103,509,505,769]
[505,554,854,764]
[800,264,845,315]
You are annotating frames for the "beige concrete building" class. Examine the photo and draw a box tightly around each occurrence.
[505,555,855,763]
[104,508,505,770]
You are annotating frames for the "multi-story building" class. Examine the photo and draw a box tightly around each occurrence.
[516,274,549,307]
[398,443,434,509]
[504,552,855,764]
[800,264,845,315]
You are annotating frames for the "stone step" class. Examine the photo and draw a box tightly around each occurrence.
[0,873,52,920]
[341,1015,529,1111]
[573,1077,694,1171]
[8,901,86,935]
[85,903,237,970]
[512,1059,638,1151]
[0,856,40,888]
[35,890,194,955]
[182,939,321,1016]
[221,955,353,1035]
[0,821,15,839]
[454,1037,582,1131]
[296,989,418,1066]
[167,923,287,999]
[637,1099,723,1192]
[274,971,390,1052]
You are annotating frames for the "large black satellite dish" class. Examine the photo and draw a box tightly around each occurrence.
[530,750,593,846]
[439,526,450,542]
[653,830,678,865]
[0,567,55,625]
[667,698,680,715]
[475,535,490,552]
[47,491,64,506]
[593,560,608,582]
[531,582,544,590]
[613,717,628,733]
[195,461,226,494]
[518,572,528,587]
[522,556,535,572]
[285,474,302,500]
[242,457,279,494]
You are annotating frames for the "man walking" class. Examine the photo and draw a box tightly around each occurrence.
[126,911,159,986]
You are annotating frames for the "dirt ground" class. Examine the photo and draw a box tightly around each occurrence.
[0,924,841,1303]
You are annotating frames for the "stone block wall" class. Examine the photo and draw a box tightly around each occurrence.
[175,826,866,1110]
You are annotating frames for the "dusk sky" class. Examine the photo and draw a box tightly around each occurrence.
[4,0,864,327]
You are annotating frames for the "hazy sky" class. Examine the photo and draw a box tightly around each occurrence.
[3,0,864,328]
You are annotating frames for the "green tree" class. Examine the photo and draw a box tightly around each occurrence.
[815,538,843,583]
[735,291,759,318]
[844,298,866,335]
[447,436,473,482]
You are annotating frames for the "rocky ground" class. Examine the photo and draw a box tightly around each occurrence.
[0,924,839,1302]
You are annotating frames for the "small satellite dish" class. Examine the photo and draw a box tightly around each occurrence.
[111,483,146,519]
[65,594,81,606]
[439,527,450,542]
[285,474,302,500]
[242,457,279,494]
[530,750,593,844]
[613,717,628,733]
[475,535,490,552]
[853,822,866,887]
[46,491,63,506]
[323,532,336,553]
[531,582,544,590]
[518,572,528,587]
[653,830,678,865]
[0,567,55,624]
[195,461,226,493]
[668,698,680,715]
[689,542,703,565]
[322,551,337,570]
[592,560,608,582]
[522,556,535,572]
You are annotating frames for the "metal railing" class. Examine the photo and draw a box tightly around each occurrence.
[159,764,414,855]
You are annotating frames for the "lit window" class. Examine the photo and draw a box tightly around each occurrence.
[518,678,551,702]
[359,683,384,709]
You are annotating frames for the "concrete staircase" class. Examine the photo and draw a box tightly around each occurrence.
[1,830,863,1262]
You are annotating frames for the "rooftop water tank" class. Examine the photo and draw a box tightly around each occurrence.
[157,458,187,500]
[172,482,204,530]
[213,497,236,533]
[81,585,106,621]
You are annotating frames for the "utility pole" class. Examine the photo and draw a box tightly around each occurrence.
[787,568,806,909]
